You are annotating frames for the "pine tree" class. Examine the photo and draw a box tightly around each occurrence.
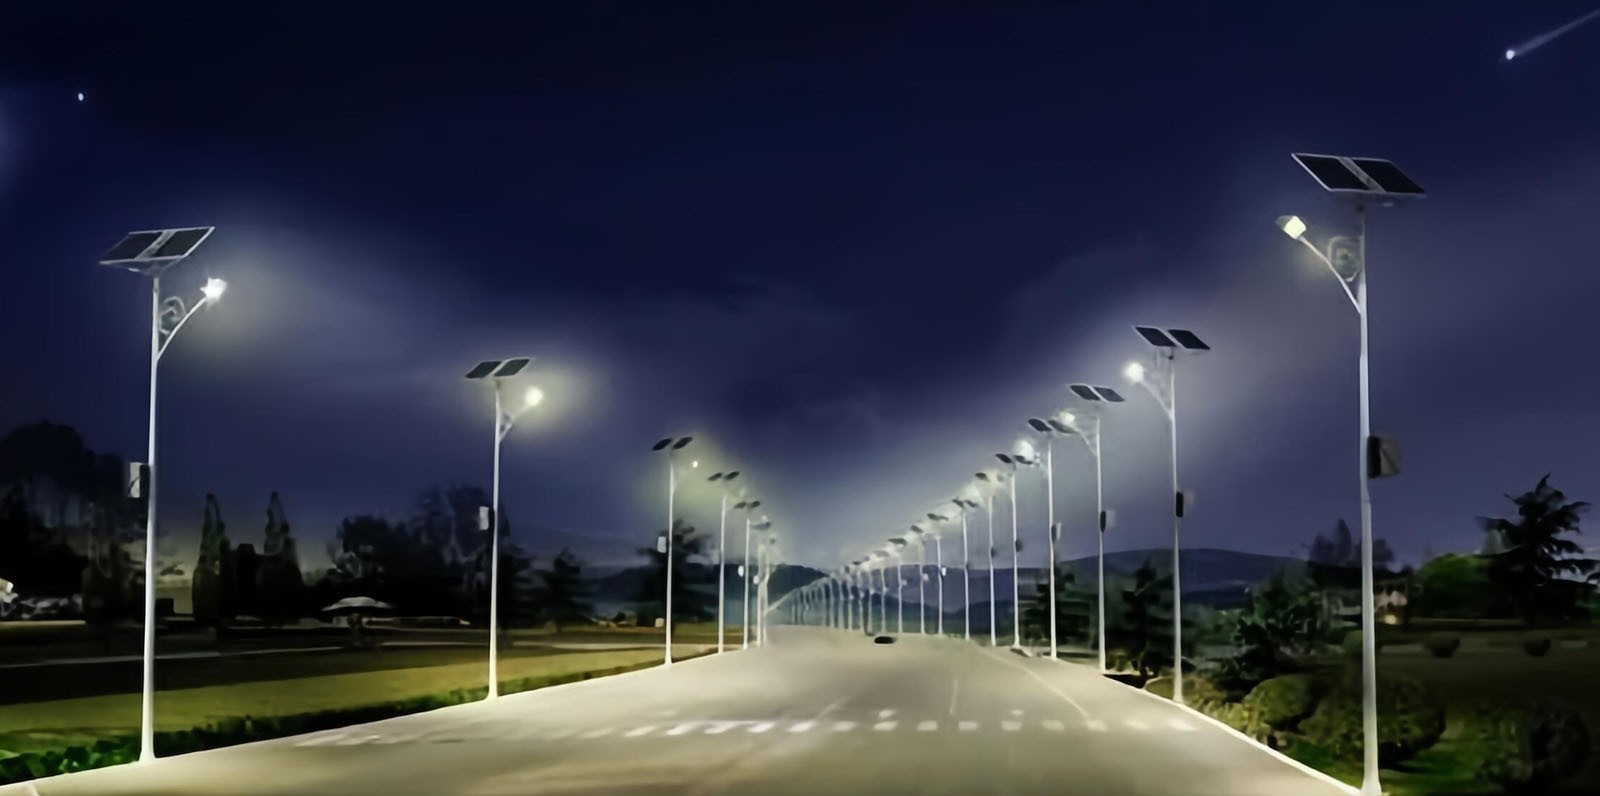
[191,493,233,631]
[541,548,592,631]
[255,491,306,625]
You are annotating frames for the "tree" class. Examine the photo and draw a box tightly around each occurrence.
[1022,564,1091,646]
[1412,553,1500,619]
[191,493,234,631]
[255,491,307,625]
[1219,572,1330,693]
[1117,557,1173,680]
[80,526,134,652]
[540,547,592,631]
[636,519,715,630]
[1479,475,1596,625]
[1308,518,1394,590]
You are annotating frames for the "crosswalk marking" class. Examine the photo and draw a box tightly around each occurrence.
[1042,719,1065,732]
[1001,720,1021,732]
[917,720,938,732]
[748,722,775,734]
[831,721,857,732]
[959,721,979,732]
[1085,719,1107,733]
[512,713,1130,742]
[789,721,814,733]
[624,725,656,737]
[873,721,898,732]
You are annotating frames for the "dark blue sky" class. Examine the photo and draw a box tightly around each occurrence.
[2,2,1598,571]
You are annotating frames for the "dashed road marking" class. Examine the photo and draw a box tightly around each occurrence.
[832,721,857,732]
[917,720,938,732]
[666,722,698,736]
[959,721,979,732]
[1001,720,1021,732]
[748,721,775,734]
[624,725,656,737]
[789,721,814,733]
[873,721,898,732]
[1042,719,1065,732]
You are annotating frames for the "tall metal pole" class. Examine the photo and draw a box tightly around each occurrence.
[488,387,504,698]
[1045,439,1057,659]
[961,511,971,641]
[934,535,944,636]
[717,494,728,654]
[896,553,905,634]
[986,495,996,647]
[917,539,927,634]
[1094,428,1107,672]
[138,276,160,763]
[1356,209,1380,796]
[742,511,752,649]
[1010,479,1020,649]
[1167,352,1183,704]
[664,458,675,666]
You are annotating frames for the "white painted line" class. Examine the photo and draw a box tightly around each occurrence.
[1042,719,1065,732]
[981,650,1093,721]
[831,721,857,732]
[578,726,615,739]
[1168,718,1197,732]
[1010,708,1023,716]
[788,721,814,733]
[748,721,775,734]
[334,734,380,746]
[1001,720,1021,732]
[704,721,741,735]
[873,721,898,732]
[1123,718,1150,731]
[948,678,961,716]
[877,709,896,719]
[666,722,698,736]
[959,721,979,732]
[1085,719,1107,733]
[624,725,656,737]
[917,720,938,732]
[293,732,345,747]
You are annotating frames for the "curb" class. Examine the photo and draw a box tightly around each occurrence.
[5,647,730,795]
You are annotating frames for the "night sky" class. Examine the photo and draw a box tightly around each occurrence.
[2,3,1598,572]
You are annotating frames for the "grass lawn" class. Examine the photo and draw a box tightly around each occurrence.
[0,645,686,756]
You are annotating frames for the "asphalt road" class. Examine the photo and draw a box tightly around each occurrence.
[11,628,1351,796]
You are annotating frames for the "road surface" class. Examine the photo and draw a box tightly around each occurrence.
[12,628,1350,795]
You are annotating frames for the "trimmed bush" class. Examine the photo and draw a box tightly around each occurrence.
[1144,673,1226,710]
[1423,633,1461,659]
[1243,674,1321,734]
[1300,669,1444,766]
[1215,700,1267,742]
[1461,701,1590,793]
[1339,629,1383,657]
[1522,638,1552,657]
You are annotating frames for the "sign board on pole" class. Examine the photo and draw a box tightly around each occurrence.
[478,506,491,531]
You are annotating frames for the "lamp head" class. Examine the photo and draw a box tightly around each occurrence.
[1276,214,1307,241]
[523,386,545,408]
[1123,361,1146,383]
[201,277,228,301]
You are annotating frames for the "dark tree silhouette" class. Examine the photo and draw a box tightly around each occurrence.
[540,547,592,631]
[1117,557,1172,680]
[255,491,306,624]
[1022,564,1090,646]
[1479,475,1596,625]
[636,519,714,630]
[191,493,233,630]
[1307,518,1394,589]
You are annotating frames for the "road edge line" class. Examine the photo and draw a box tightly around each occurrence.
[1044,658,1360,796]
[7,647,730,795]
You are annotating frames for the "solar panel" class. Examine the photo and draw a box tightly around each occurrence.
[149,227,213,260]
[1167,329,1210,351]
[1135,326,1177,348]
[493,357,530,377]
[101,231,163,264]
[1350,158,1424,195]
[671,436,693,449]
[1092,386,1126,402]
[1047,419,1073,433]
[1292,154,1368,191]
[726,470,740,479]
[1069,384,1101,401]
[651,438,673,451]
[465,360,501,379]
[1026,418,1049,432]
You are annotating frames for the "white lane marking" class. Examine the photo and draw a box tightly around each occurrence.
[1010,708,1023,716]
[1085,719,1107,733]
[873,721,898,731]
[917,720,938,732]
[372,732,423,745]
[666,722,698,736]
[789,721,815,733]
[294,732,345,747]
[748,721,775,734]
[959,721,979,732]
[1123,718,1150,731]
[624,725,656,737]
[579,726,615,739]
[1042,719,1065,732]
[877,709,896,719]
[1001,720,1021,732]
[1168,718,1197,732]
[704,721,741,735]
[831,721,857,732]
[334,734,380,746]
[948,678,961,716]
[982,651,1093,721]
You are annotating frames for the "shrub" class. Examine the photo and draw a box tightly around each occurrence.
[1522,638,1552,657]
[1461,702,1590,793]
[1300,669,1444,766]
[1215,700,1267,742]
[1145,673,1226,710]
[1339,629,1383,657]
[1423,633,1461,659]
[1243,674,1321,735]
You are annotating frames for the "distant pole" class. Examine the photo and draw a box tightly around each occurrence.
[664,458,676,666]
[742,511,753,649]
[716,494,727,654]
[986,495,996,647]
[961,510,971,641]
[1045,438,1057,659]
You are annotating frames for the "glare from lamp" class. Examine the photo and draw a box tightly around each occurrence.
[1124,361,1146,383]
[201,278,227,301]
[1276,214,1307,240]
[523,386,544,408]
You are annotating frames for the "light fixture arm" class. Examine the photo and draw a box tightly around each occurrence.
[154,292,212,361]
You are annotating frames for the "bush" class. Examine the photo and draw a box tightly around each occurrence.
[1300,669,1444,766]
[1461,701,1590,793]
[1215,700,1267,742]
[1243,674,1321,736]
[1423,633,1461,659]
[1340,629,1383,657]
[1145,673,1226,710]
[1522,638,1552,657]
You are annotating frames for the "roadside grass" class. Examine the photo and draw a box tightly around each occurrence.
[0,645,691,756]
